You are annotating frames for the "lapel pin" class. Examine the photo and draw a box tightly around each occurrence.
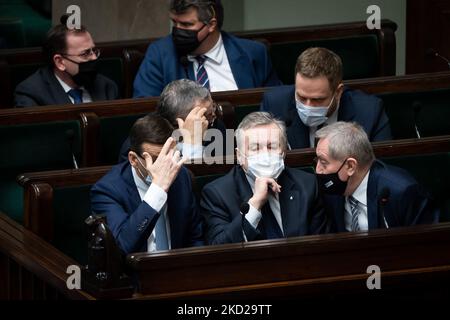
[290,196,294,200]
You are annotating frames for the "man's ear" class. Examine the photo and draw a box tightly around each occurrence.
[128,151,138,168]
[335,83,345,102]
[207,18,218,32]
[345,158,358,176]
[53,54,66,72]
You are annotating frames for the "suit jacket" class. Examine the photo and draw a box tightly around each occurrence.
[90,161,203,254]
[133,31,282,98]
[325,160,440,233]
[14,66,119,107]
[200,166,327,245]
[261,85,392,149]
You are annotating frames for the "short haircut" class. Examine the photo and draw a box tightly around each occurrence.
[236,111,287,152]
[157,79,211,126]
[129,114,174,156]
[315,121,375,167]
[43,14,87,67]
[295,47,343,91]
[170,0,224,29]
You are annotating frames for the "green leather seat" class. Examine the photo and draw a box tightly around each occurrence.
[0,120,82,223]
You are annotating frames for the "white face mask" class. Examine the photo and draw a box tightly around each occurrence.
[136,156,152,185]
[244,152,285,180]
[296,95,335,127]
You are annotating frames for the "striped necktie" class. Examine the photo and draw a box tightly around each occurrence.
[195,55,210,90]
[155,204,169,251]
[348,196,361,232]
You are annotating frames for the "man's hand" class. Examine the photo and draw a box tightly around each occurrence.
[143,137,187,192]
[176,106,208,145]
[248,177,282,210]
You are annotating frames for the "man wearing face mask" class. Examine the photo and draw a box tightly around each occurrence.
[261,47,392,149]
[14,15,118,107]
[314,121,439,233]
[133,0,281,98]
[200,112,327,245]
[91,114,204,255]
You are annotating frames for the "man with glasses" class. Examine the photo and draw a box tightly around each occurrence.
[15,15,118,107]
[91,114,204,254]
[261,47,392,149]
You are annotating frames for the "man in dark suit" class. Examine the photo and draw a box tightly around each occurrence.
[261,47,391,149]
[91,114,203,255]
[14,16,118,107]
[133,0,281,97]
[201,112,327,245]
[314,121,439,232]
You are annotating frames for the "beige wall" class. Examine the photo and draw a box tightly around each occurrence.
[53,0,169,42]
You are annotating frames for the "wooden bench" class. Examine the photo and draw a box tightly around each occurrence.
[16,136,450,264]
[0,19,397,108]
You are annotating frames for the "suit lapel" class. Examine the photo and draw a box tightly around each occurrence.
[122,163,142,210]
[234,166,254,204]
[328,195,346,232]
[44,68,72,105]
[278,171,300,237]
[337,88,356,122]
[222,33,254,89]
[367,162,381,229]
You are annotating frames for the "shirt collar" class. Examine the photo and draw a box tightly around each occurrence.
[350,169,370,206]
[131,166,150,197]
[188,34,224,64]
[326,102,340,125]
[54,72,85,93]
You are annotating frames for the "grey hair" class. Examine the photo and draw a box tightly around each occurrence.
[236,112,288,152]
[315,121,375,167]
[157,79,211,126]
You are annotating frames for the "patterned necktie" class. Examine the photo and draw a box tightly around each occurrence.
[349,196,361,231]
[68,88,83,104]
[155,205,169,251]
[195,55,210,90]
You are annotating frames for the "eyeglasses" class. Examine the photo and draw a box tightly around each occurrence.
[63,47,101,60]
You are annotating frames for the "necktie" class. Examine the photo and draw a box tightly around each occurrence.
[349,196,361,232]
[68,88,83,104]
[155,205,169,251]
[195,55,210,90]
[260,202,283,239]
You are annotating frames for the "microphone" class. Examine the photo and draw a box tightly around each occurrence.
[378,187,390,228]
[412,101,422,139]
[180,55,190,79]
[426,48,450,70]
[65,129,79,169]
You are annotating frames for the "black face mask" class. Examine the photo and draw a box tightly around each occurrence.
[316,159,349,195]
[172,24,208,57]
[65,57,98,88]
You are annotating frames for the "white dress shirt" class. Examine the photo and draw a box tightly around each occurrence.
[243,175,284,239]
[308,105,340,147]
[54,73,93,104]
[188,34,238,92]
[344,170,370,231]
[131,167,171,252]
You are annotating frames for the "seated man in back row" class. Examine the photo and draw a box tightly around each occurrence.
[201,112,327,245]
[15,15,118,107]
[91,114,203,255]
[133,0,281,97]
[261,47,391,149]
[314,121,439,232]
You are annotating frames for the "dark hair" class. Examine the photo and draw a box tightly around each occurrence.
[170,0,224,29]
[129,114,174,155]
[42,14,87,67]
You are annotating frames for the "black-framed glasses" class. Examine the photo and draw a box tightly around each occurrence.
[63,47,101,60]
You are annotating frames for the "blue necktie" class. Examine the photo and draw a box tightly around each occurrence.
[349,196,361,231]
[155,205,169,251]
[68,88,83,104]
[195,55,210,90]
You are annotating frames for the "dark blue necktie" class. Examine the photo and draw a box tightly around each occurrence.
[68,88,83,104]
[195,55,210,90]
[260,202,283,239]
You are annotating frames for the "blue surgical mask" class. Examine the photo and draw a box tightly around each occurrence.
[296,95,335,127]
